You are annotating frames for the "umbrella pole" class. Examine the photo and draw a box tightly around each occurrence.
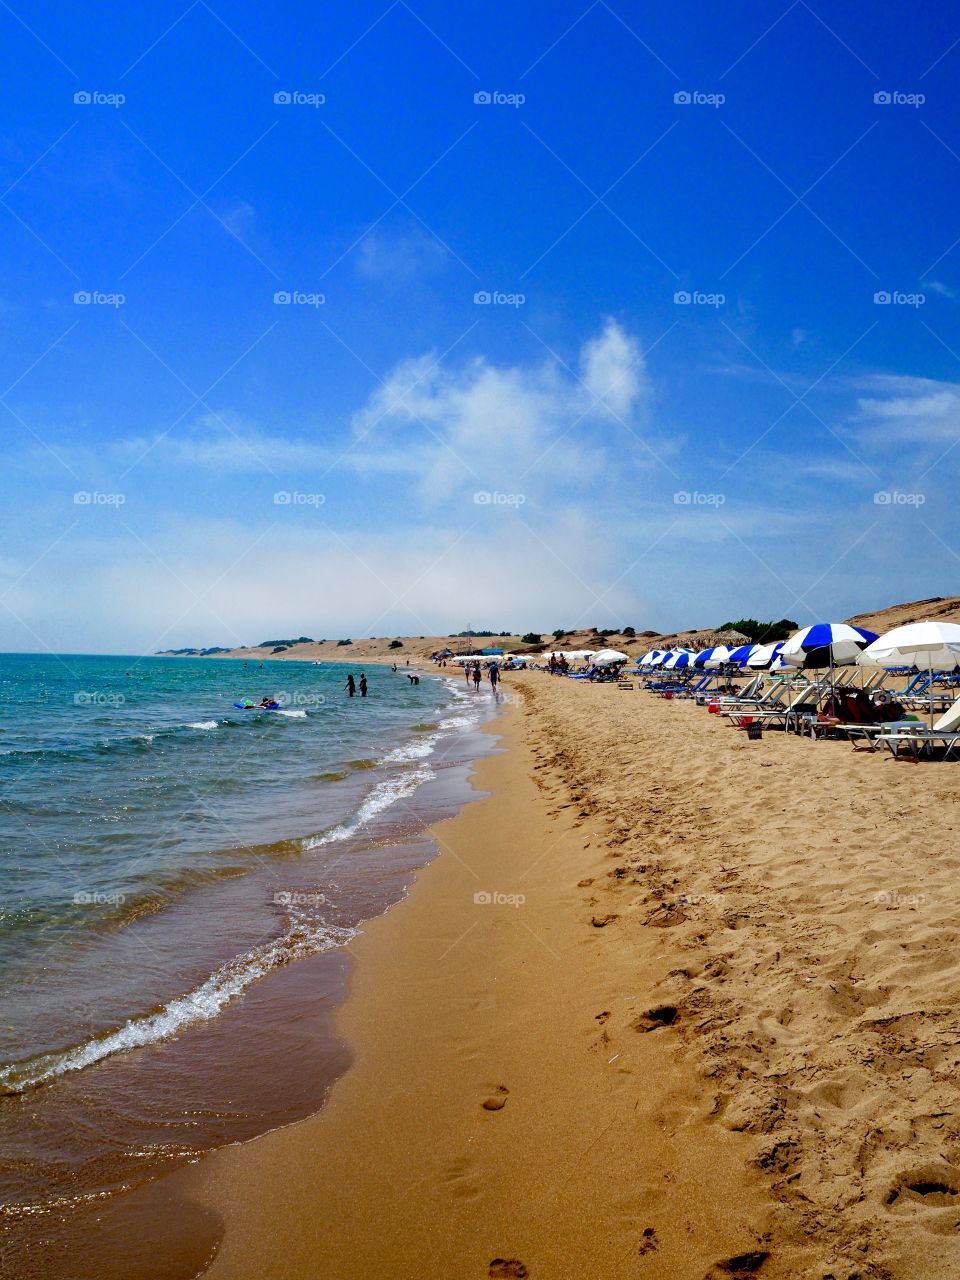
[930,652,935,729]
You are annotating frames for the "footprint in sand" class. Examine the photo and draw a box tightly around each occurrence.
[489,1261,527,1278]
[703,1251,770,1279]
[886,1161,960,1209]
[633,1005,678,1033]
[482,1085,509,1111]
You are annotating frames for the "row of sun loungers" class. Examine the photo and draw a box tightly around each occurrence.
[636,666,960,761]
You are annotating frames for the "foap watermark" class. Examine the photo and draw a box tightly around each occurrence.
[74,691,126,707]
[674,89,725,107]
[74,90,125,108]
[874,889,926,908]
[274,490,325,506]
[474,290,525,308]
[73,890,126,905]
[274,890,327,906]
[874,290,925,307]
[673,491,725,506]
[74,490,125,506]
[473,90,525,108]
[274,90,325,107]
[275,691,327,708]
[874,490,925,506]
[474,890,526,908]
[74,290,125,307]
[474,490,525,506]
[874,90,925,108]
[274,290,325,307]
[674,289,725,308]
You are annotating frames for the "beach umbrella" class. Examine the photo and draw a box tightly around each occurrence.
[663,650,693,669]
[693,645,732,669]
[780,622,878,703]
[780,623,877,668]
[746,641,785,669]
[592,648,629,666]
[637,649,663,666]
[860,621,960,725]
[726,644,760,667]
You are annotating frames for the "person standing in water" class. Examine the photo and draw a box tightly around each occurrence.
[472,662,482,692]
[489,664,499,695]
[359,672,368,697]
[345,674,356,697]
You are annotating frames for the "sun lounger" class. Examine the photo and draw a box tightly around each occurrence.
[718,677,793,718]
[875,698,960,759]
[740,682,822,731]
[827,688,918,748]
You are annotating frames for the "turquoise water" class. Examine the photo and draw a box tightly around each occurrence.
[0,653,476,1085]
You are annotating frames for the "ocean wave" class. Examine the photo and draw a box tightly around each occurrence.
[0,914,358,1096]
[186,720,219,731]
[275,708,307,718]
[304,765,435,848]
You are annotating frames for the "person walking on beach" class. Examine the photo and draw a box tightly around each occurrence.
[464,661,471,684]
[472,662,482,692]
[359,672,368,697]
[345,674,356,697]
[489,664,499,695]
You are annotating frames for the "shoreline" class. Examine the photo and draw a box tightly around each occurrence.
[0,668,501,1279]
[167,682,775,1278]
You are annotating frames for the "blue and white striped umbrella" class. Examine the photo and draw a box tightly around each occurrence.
[726,644,760,667]
[745,641,785,669]
[780,623,877,668]
[663,649,695,669]
[637,649,664,666]
[693,645,732,668]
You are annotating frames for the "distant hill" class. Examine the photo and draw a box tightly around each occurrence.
[155,598,960,663]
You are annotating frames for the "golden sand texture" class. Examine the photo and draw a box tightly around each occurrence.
[178,670,960,1279]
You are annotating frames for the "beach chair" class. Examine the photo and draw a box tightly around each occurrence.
[675,672,713,699]
[743,682,822,731]
[826,690,917,749]
[718,676,788,718]
[875,698,960,760]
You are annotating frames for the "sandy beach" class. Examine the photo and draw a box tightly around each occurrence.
[136,661,956,1279]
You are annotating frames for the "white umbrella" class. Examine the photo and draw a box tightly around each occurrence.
[860,621,960,725]
[592,648,629,666]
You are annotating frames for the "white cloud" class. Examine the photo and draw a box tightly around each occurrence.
[355,226,448,281]
[578,318,649,419]
[852,374,960,445]
[349,319,648,503]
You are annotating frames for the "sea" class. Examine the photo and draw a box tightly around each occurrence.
[0,652,499,1278]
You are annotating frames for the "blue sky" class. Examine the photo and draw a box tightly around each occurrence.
[1,1,959,652]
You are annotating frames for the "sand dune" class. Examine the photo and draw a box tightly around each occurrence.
[158,594,960,669]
